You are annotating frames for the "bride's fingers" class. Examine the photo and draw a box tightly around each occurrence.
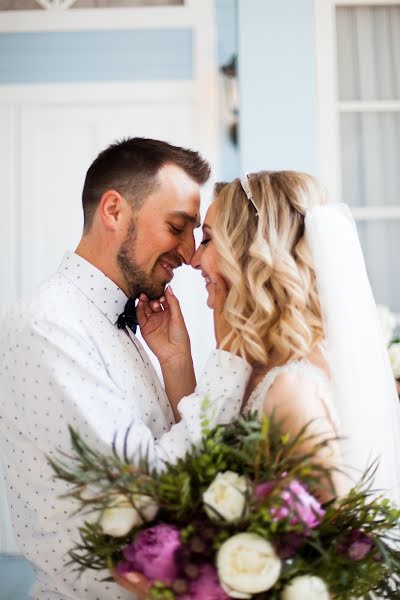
[149,298,164,313]
[165,286,184,323]
[136,299,148,327]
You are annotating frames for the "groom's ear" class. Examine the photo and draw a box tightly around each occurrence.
[98,190,129,233]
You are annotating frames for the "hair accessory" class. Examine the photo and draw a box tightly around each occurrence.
[240,173,259,216]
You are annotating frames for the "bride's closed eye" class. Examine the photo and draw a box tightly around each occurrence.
[201,237,211,246]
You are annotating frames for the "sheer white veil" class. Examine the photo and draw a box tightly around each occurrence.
[305,203,400,505]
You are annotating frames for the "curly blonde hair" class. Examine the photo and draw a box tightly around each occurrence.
[213,171,328,366]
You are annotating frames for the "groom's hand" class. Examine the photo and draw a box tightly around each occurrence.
[136,286,191,367]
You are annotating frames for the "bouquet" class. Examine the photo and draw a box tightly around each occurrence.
[50,406,400,599]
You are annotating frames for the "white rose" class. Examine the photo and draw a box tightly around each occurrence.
[99,493,158,537]
[203,471,249,522]
[217,532,281,597]
[389,343,400,379]
[377,304,396,346]
[281,575,330,600]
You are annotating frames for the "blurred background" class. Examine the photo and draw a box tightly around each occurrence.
[0,0,399,596]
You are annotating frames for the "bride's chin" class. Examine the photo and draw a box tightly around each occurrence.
[206,296,214,309]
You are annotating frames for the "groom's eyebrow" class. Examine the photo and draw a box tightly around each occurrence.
[169,210,201,228]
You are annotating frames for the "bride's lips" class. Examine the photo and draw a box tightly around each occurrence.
[202,272,212,288]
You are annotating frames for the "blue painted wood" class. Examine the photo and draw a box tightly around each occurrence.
[0,556,35,600]
[0,29,192,83]
[238,0,318,175]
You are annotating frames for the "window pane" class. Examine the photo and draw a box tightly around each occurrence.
[340,112,400,206]
[336,6,400,101]
[357,219,400,312]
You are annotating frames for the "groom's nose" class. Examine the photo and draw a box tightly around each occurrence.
[176,231,196,265]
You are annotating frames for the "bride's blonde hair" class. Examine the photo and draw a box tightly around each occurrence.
[213,170,328,365]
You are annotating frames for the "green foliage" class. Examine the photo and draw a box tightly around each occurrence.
[49,413,400,598]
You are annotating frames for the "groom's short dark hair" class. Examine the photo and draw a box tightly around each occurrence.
[82,137,210,231]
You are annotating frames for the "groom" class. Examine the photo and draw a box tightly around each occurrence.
[0,138,251,600]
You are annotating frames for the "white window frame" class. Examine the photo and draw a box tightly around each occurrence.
[315,0,400,318]
[315,0,400,219]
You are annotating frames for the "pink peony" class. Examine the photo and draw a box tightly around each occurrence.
[179,564,230,600]
[120,524,181,584]
[255,481,275,500]
[272,480,325,529]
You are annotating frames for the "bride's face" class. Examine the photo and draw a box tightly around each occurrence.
[191,202,223,308]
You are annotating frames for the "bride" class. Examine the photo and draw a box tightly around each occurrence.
[115,170,400,597]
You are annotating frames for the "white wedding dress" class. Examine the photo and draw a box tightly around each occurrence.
[243,357,340,435]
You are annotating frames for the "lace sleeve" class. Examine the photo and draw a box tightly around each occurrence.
[243,359,340,434]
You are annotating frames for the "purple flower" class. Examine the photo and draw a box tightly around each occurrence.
[337,530,374,562]
[120,524,181,584]
[274,532,304,559]
[178,564,230,600]
[272,480,325,529]
[255,481,275,500]
[348,540,373,561]
[116,560,135,576]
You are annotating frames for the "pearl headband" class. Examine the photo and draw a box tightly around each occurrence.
[240,172,259,216]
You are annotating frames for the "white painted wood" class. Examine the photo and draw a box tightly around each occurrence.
[351,206,400,220]
[336,0,400,5]
[0,81,193,104]
[0,3,197,31]
[339,100,400,111]
[0,106,19,313]
[314,0,342,202]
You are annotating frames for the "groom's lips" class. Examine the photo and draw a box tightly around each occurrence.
[159,259,179,280]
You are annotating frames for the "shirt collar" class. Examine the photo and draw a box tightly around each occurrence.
[58,251,128,326]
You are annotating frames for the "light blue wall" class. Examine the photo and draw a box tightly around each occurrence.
[0,556,35,600]
[237,0,317,175]
[0,29,192,83]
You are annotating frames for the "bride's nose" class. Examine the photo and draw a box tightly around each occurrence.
[190,245,203,270]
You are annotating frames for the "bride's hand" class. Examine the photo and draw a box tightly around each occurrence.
[136,286,191,367]
[112,568,150,599]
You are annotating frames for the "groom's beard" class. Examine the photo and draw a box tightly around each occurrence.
[117,218,166,300]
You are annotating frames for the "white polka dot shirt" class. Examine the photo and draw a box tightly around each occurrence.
[0,251,251,600]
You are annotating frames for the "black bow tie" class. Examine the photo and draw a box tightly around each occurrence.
[117,298,138,334]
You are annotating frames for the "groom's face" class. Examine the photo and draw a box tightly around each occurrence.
[117,164,201,299]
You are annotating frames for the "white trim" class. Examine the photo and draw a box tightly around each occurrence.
[0,5,195,32]
[0,81,194,104]
[339,101,400,112]
[351,206,400,220]
[190,0,219,176]
[314,0,341,201]
[335,0,400,5]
